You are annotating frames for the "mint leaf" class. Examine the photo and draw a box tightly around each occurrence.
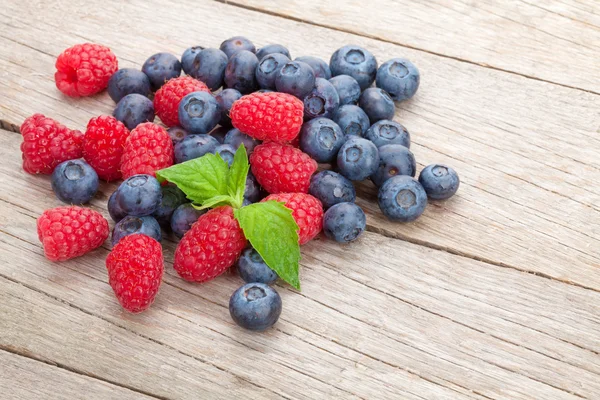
[227,145,249,208]
[191,195,235,211]
[234,201,301,290]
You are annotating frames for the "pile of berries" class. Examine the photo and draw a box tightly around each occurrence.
[26,37,459,332]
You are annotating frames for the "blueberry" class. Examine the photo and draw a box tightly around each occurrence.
[365,120,410,148]
[299,118,344,163]
[174,134,220,163]
[256,44,291,61]
[220,36,256,59]
[244,172,264,203]
[229,283,282,331]
[378,175,427,222]
[237,248,278,284]
[51,159,99,204]
[337,137,379,181]
[359,88,395,124]
[215,144,237,166]
[112,215,162,246]
[224,50,259,94]
[323,202,366,243]
[303,78,340,120]
[371,144,416,187]
[309,170,356,209]
[181,46,205,75]
[255,53,290,90]
[275,61,316,99]
[167,126,190,145]
[329,75,361,105]
[113,94,155,130]
[142,52,182,90]
[107,68,151,103]
[188,48,228,91]
[330,45,378,91]
[418,164,460,200]
[178,91,221,135]
[295,56,331,79]
[152,184,188,229]
[171,203,206,238]
[224,128,261,155]
[108,191,127,222]
[332,105,370,137]
[209,126,229,144]
[215,88,242,127]
[376,58,420,102]
[115,174,162,217]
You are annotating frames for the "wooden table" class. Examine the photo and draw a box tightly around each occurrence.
[1,1,599,399]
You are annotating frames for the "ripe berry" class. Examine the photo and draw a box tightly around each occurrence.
[323,202,366,243]
[108,191,127,222]
[170,203,206,238]
[237,248,278,284]
[178,91,221,134]
[215,88,242,127]
[371,144,416,187]
[120,122,174,178]
[174,134,220,164]
[376,58,420,102]
[255,44,291,61]
[224,50,259,94]
[359,88,395,124]
[154,76,210,127]
[255,53,290,90]
[142,52,182,90]
[188,48,228,91]
[262,193,323,245]
[309,170,356,209]
[215,144,236,166]
[275,61,315,99]
[115,174,162,217]
[418,164,460,200]
[244,172,264,204]
[51,159,99,204]
[329,75,361,105]
[167,126,190,145]
[303,78,340,120]
[330,45,377,91]
[223,128,261,155]
[83,115,130,181]
[333,105,370,137]
[107,68,151,103]
[337,137,379,181]
[229,283,282,331]
[378,176,427,222]
[220,36,256,58]
[112,215,162,246]
[181,46,204,75]
[365,120,410,148]
[295,56,332,79]
[299,117,344,163]
[113,94,155,130]
[152,184,188,230]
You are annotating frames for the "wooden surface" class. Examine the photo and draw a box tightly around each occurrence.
[1,0,599,399]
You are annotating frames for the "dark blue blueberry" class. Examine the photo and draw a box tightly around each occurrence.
[371,144,416,187]
[275,61,316,99]
[359,88,395,124]
[181,46,205,75]
[255,53,290,90]
[215,144,237,166]
[329,74,361,105]
[378,175,427,222]
[229,283,282,331]
[330,45,378,91]
[295,56,331,79]
[256,89,274,93]
[171,203,206,238]
[108,191,127,222]
[237,248,278,284]
[152,184,188,230]
[113,94,155,130]
[323,202,366,243]
[224,50,259,94]
[299,118,344,163]
[256,44,291,61]
[309,170,356,209]
[337,137,379,181]
[189,48,228,91]
[303,78,340,120]
[332,105,370,137]
[141,52,182,90]
[178,91,221,135]
[365,120,410,148]
[244,172,264,203]
[51,159,98,204]
[209,126,229,144]
[376,58,420,102]
[167,126,189,145]
[215,88,242,127]
[224,128,261,155]
[112,215,162,246]
[220,36,256,59]
[107,68,151,103]
[115,174,162,217]
[418,164,460,200]
[174,134,220,163]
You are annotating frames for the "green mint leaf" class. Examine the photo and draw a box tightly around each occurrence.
[234,201,301,290]
[227,145,249,208]
[192,195,235,211]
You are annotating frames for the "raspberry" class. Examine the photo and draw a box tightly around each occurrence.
[230,92,304,142]
[154,76,210,127]
[174,206,246,282]
[82,116,130,181]
[120,122,174,179]
[55,43,118,97]
[37,206,109,261]
[20,114,84,175]
[262,193,323,245]
[106,234,164,313]
[250,142,317,194]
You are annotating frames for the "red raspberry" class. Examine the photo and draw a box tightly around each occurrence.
[37,206,109,261]
[55,43,118,97]
[154,76,210,127]
[120,122,174,179]
[20,114,84,175]
[82,115,130,181]
[230,92,304,142]
[250,142,317,194]
[263,193,323,245]
[106,234,164,313]
[174,206,246,282]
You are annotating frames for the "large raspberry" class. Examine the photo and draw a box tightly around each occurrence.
[37,206,109,261]
[20,114,84,175]
[263,193,323,244]
[250,142,317,194]
[174,206,246,282]
[120,122,174,179]
[83,115,130,181]
[154,76,210,127]
[230,92,304,142]
[106,234,164,313]
[55,43,118,97]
